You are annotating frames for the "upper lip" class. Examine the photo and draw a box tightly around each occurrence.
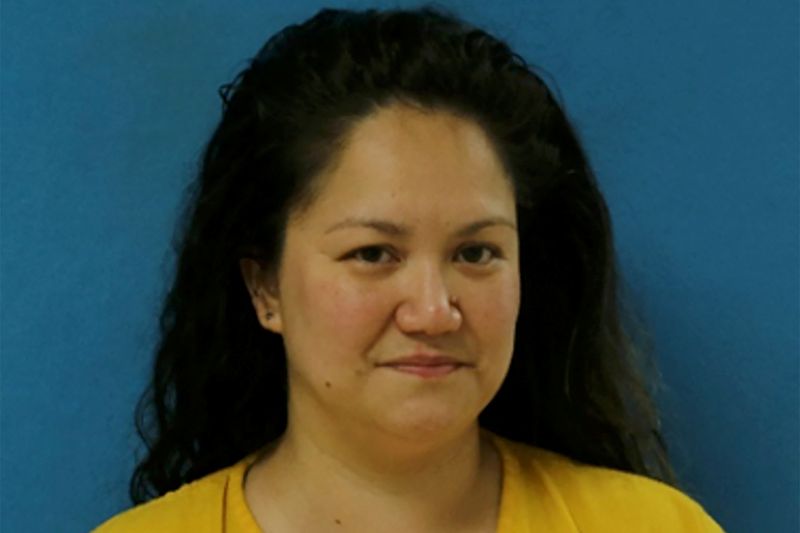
[379,354,468,367]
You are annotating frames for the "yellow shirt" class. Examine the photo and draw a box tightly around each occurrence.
[94,431,724,532]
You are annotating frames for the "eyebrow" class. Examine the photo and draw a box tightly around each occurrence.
[324,216,517,237]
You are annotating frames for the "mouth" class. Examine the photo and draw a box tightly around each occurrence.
[378,363,466,378]
[377,354,471,379]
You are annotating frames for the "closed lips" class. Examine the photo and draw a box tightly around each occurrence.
[379,355,468,366]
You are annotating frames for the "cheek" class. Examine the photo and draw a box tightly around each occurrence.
[472,274,519,389]
[315,281,388,333]
[473,273,520,336]
[286,268,392,359]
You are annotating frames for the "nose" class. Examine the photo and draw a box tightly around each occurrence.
[394,261,462,336]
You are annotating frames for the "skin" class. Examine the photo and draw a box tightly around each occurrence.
[240,102,520,532]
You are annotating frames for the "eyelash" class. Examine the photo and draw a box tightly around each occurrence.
[343,243,503,266]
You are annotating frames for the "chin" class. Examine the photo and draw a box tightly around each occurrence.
[379,408,476,443]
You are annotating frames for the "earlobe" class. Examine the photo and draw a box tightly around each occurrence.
[239,258,283,334]
[259,307,284,334]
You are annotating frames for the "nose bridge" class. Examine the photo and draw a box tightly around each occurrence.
[410,255,450,307]
[395,255,460,334]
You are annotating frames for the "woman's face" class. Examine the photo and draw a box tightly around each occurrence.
[245,103,520,443]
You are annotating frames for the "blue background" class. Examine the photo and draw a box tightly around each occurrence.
[2,1,797,532]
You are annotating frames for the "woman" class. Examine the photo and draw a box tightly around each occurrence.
[96,6,723,532]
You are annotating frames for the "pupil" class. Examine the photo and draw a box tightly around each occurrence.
[362,247,383,262]
[463,247,484,262]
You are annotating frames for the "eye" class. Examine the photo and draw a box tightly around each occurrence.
[345,245,396,264]
[455,244,501,265]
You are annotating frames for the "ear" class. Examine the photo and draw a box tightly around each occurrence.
[239,258,283,334]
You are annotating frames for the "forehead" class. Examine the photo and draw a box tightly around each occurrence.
[293,103,516,225]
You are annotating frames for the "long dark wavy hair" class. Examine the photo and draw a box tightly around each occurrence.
[130,5,677,504]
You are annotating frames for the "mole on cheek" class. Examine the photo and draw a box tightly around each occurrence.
[325,381,332,388]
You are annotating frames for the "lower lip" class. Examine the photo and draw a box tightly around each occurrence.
[381,364,463,378]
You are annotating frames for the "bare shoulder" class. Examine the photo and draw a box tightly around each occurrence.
[92,468,232,533]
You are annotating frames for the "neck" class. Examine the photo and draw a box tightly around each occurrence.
[284,415,485,494]
[245,400,501,531]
